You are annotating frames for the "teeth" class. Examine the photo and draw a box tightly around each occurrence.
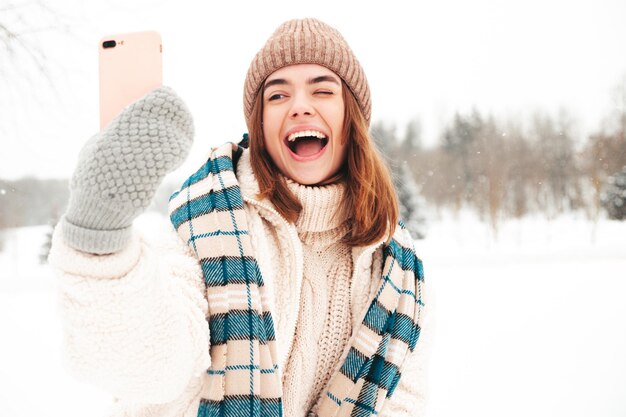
[287,130,327,142]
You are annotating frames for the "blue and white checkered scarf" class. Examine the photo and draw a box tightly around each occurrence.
[169,139,424,417]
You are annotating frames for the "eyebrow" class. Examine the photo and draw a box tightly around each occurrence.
[263,74,341,91]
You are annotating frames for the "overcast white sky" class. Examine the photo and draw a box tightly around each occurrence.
[2,0,626,179]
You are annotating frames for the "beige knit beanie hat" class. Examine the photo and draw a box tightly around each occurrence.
[243,18,371,129]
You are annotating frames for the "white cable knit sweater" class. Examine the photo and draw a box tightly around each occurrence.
[281,180,353,416]
[48,150,431,417]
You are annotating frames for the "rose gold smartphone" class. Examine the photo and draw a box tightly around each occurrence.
[99,31,163,130]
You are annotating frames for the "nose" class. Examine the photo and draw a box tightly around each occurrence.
[289,93,315,119]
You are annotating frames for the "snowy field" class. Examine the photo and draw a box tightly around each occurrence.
[0,212,625,417]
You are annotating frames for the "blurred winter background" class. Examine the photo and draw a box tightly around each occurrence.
[1,0,626,416]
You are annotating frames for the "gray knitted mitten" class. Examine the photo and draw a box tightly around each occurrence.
[61,86,194,254]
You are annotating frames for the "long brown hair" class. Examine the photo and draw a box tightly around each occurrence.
[248,82,399,246]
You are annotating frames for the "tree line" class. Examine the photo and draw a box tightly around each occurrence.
[372,96,626,232]
[1,82,625,236]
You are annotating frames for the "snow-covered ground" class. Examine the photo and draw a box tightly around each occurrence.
[0,212,625,417]
[0,225,111,417]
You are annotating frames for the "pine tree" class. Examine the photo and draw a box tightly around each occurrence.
[394,162,427,239]
[601,165,626,220]
[370,120,428,239]
[39,225,54,264]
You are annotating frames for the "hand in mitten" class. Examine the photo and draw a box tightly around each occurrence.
[61,86,194,254]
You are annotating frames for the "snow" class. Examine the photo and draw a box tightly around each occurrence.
[0,226,111,416]
[422,212,626,417]
[0,213,625,416]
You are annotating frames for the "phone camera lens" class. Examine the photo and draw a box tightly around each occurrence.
[102,40,116,49]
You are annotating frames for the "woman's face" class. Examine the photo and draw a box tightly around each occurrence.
[262,63,347,185]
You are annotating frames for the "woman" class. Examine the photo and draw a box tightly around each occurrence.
[49,18,428,417]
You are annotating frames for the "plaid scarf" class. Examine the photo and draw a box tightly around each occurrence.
[169,140,424,417]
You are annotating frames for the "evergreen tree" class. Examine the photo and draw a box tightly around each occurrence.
[402,118,422,154]
[370,120,428,239]
[39,225,54,264]
[601,166,626,220]
[394,162,427,239]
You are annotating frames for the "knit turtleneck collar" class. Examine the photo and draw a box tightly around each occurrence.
[285,178,347,233]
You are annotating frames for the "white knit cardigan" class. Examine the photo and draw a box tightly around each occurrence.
[48,151,431,417]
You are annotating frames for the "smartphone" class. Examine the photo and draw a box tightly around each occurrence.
[99,31,163,130]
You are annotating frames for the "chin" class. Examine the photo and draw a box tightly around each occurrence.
[286,172,327,186]
[282,163,334,186]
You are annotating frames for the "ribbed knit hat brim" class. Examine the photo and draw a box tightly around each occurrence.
[243,18,371,128]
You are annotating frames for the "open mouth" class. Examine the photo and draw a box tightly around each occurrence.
[285,130,329,158]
